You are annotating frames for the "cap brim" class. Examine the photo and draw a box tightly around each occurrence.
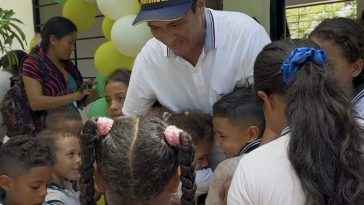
[133,2,193,25]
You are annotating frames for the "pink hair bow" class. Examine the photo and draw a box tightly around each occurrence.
[164,125,183,146]
[96,117,114,136]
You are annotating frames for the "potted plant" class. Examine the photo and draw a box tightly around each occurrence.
[0,7,26,72]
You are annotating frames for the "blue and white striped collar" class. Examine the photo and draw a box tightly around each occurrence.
[352,86,364,105]
[166,9,216,57]
[239,138,262,155]
[281,126,290,136]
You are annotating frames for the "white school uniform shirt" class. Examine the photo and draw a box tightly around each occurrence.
[123,9,271,116]
[44,181,80,205]
[228,127,305,205]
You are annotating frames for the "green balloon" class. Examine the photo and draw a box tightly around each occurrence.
[55,0,67,5]
[96,72,107,97]
[88,98,108,118]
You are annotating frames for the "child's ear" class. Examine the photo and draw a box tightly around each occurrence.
[94,167,107,193]
[351,58,364,78]
[166,166,180,193]
[247,126,260,142]
[0,175,12,191]
[257,90,272,110]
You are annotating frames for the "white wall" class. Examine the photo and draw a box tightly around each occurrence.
[358,0,363,18]
[223,0,270,34]
[0,0,34,51]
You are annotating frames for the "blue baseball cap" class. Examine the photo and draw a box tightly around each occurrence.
[133,0,193,25]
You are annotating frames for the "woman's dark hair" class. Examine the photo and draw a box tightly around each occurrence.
[309,17,364,88]
[80,117,196,205]
[254,38,364,205]
[0,136,53,177]
[105,69,131,87]
[163,110,213,144]
[33,16,77,53]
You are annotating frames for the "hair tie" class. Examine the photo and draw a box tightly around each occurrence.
[281,47,327,85]
[162,111,171,121]
[164,125,183,146]
[96,117,114,137]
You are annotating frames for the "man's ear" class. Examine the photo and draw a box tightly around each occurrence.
[0,175,12,191]
[166,166,180,193]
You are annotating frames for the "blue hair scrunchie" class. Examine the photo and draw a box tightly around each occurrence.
[281,47,327,85]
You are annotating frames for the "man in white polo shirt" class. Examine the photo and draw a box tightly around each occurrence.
[123,0,270,167]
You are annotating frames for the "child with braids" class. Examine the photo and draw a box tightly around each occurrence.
[0,136,53,205]
[79,116,196,205]
[228,39,364,204]
[162,111,214,204]
[37,130,82,205]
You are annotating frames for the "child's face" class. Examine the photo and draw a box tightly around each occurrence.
[105,81,128,118]
[310,37,361,95]
[195,139,213,170]
[3,166,52,205]
[53,136,82,181]
[213,117,257,158]
[58,120,83,135]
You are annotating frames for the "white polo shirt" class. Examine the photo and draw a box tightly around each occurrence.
[123,9,271,116]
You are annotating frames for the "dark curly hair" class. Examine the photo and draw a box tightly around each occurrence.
[0,136,53,177]
[80,116,196,205]
[162,110,213,144]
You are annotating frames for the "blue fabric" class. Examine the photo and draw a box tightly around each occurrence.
[64,74,78,112]
[133,0,192,25]
[281,47,327,85]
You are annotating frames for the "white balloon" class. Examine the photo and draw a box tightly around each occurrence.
[97,0,140,20]
[84,0,97,4]
[111,15,153,57]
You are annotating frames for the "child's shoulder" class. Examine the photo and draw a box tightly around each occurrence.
[45,182,80,205]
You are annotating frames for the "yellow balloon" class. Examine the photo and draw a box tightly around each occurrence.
[62,0,96,31]
[94,41,135,76]
[102,17,115,41]
[29,37,35,51]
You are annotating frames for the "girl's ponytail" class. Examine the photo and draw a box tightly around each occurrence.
[80,119,98,205]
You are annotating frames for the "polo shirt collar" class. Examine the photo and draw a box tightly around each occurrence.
[165,9,217,57]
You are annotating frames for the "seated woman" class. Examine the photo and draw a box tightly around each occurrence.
[80,116,197,205]
[228,39,364,204]
[22,16,92,115]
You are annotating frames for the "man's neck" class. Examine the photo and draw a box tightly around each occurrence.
[181,11,207,66]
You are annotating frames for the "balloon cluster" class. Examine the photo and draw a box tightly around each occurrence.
[53,0,153,117]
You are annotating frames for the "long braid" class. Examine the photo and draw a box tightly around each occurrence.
[178,132,197,205]
[80,119,98,205]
